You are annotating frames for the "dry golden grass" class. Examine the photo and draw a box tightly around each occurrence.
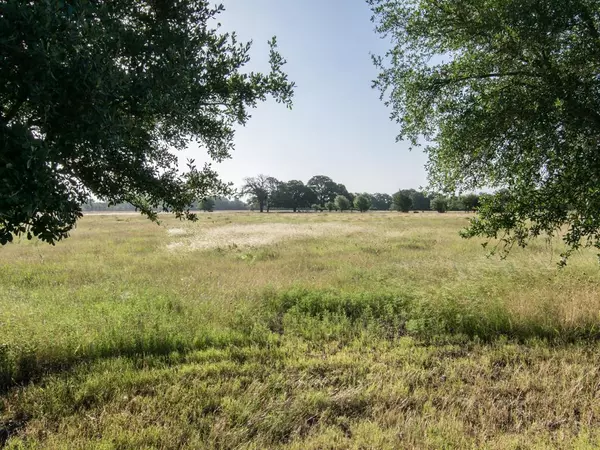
[167,221,366,250]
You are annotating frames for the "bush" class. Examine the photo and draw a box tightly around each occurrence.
[325,201,336,212]
[334,195,351,212]
[431,196,448,213]
[392,192,412,212]
[353,195,371,212]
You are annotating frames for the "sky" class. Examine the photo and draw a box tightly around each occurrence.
[182,0,429,195]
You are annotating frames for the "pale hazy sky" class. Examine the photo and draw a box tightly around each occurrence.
[182,0,429,194]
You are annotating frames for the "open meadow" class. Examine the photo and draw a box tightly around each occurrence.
[2,212,600,449]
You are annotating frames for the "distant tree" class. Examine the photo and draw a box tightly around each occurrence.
[312,204,323,212]
[307,176,338,206]
[286,180,316,212]
[365,194,376,210]
[241,175,272,213]
[199,198,215,212]
[371,193,393,211]
[448,197,464,212]
[213,197,248,211]
[268,182,287,209]
[325,201,336,212]
[462,193,480,212]
[392,192,412,212]
[269,180,316,212]
[265,177,281,212]
[335,195,351,212]
[431,196,448,213]
[409,191,430,211]
[0,1,293,245]
[354,195,371,213]
[335,184,354,204]
[248,198,259,211]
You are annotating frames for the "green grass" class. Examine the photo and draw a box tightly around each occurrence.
[2,212,600,448]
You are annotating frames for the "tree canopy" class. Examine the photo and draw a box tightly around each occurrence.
[392,192,412,213]
[282,180,317,212]
[239,173,480,213]
[431,196,448,214]
[307,176,338,207]
[408,191,430,211]
[370,193,393,211]
[354,195,371,212]
[334,195,351,212]
[241,175,273,213]
[370,0,600,261]
[1,0,293,244]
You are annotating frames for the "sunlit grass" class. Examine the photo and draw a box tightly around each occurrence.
[2,212,600,448]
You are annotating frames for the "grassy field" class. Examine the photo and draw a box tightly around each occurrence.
[2,212,600,449]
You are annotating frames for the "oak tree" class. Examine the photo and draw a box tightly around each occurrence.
[307,176,338,207]
[1,0,293,244]
[370,0,600,261]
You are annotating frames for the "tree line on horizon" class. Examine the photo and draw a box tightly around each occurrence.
[82,173,482,214]
[239,174,481,213]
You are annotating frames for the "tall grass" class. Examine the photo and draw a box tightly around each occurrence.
[2,213,600,448]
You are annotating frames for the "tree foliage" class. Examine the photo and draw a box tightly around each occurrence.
[354,195,371,213]
[1,0,293,244]
[462,193,480,212]
[431,196,448,213]
[392,192,412,212]
[212,197,248,211]
[335,195,351,212]
[447,197,464,212]
[370,193,393,211]
[241,175,272,213]
[409,191,430,211]
[238,174,481,214]
[370,0,600,261]
[307,176,338,207]
[264,177,281,212]
[199,198,215,212]
[335,183,354,205]
[270,179,316,212]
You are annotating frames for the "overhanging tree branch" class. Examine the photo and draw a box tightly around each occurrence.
[434,71,541,85]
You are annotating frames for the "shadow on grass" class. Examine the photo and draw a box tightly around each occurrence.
[3,287,600,395]
[0,418,27,448]
[0,329,270,395]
